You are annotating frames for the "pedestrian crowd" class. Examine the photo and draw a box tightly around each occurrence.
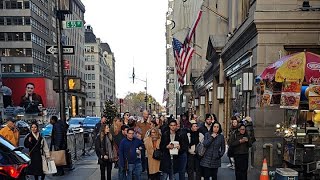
[0,111,255,180]
[92,111,256,180]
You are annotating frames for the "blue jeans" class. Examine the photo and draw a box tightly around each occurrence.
[118,161,125,180]
[126,163,142,180]
[161,173,179,180]
[178,152,187,180]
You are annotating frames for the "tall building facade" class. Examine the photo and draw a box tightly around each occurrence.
[84,25,116,116]
[0,0,86,119]
[0,0,59,118]
[171,0,320,166]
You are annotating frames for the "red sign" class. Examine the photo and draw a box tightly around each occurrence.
[2,78,59,114]
[63,60,70,70]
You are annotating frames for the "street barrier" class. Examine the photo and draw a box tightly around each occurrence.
[44,130,95,164]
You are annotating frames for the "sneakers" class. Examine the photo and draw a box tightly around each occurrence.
[226,163,233,167]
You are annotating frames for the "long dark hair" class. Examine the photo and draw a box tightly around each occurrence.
[209,121,222,134]
[100,124,112,142]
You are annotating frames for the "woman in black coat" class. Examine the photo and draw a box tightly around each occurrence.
[24,122,50,180]
[95,124,115,180]
[229,124,252,180]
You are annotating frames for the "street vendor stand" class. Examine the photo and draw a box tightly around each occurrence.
[258,52,320,176]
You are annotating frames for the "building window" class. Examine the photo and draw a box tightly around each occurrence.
[24,17,30,25]
[2,65,15,73]
[20,64,33,72]
[24,1,29,9]
[0,17,4,25]
[0,33,4,41]
[92,83,95,89]
[12,17,23,25]
[25,32,31,41]
[6,17,12,25]
[0,0,3,9]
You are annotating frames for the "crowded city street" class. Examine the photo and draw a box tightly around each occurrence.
[1,0,320,180]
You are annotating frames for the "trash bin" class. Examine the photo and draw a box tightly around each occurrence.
[275,168,298,180]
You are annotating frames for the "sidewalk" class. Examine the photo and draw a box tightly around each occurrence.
[45,151,260,180]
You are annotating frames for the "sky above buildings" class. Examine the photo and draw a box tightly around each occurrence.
[82,0,167,104]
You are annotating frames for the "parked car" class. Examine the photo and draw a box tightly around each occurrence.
[1,121,30,136]
[40,124,52,137]
[82,117,100,131]
[67,117,85,132]
[0,135,30,180]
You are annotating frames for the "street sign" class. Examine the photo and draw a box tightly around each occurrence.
[45,45,75,55]
[63,20,83,29]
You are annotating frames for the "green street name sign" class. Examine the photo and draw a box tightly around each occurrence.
[63,20,83,29]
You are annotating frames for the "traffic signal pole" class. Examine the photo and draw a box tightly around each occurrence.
[56,1,66,122]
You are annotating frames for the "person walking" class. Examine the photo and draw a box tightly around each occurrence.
[200,122,225,180]
[0,117,19,147]
[229,124,252,180]
[160,119,188,180]
[227,116,239,170]
[94,115,107,138]
[187,121,203,180]
[144,128,161,180]
[95,124,115,180]
[24,122,50,180]
[136,110,151,173]
[50,115,68,176]
[198,114,213,135]
[119,128,144,180]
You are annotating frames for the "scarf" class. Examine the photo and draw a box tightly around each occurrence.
[189,131,200,147]
[105,135,114,160]
[32,132,40,140]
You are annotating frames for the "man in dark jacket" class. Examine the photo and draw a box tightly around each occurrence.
[160,119,188,180]
[119,128,144,180]
[199,114,213,135]
[94,115,107,138]
[50,115,68,176]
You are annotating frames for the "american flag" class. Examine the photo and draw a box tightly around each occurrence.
[172,9,203,85]
[162,88,169,103]
[172,38,194,85]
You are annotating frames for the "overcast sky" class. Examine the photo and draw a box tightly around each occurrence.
[81,0,167,104]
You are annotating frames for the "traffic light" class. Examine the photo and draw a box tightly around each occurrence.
[144,96,147,102]
[68,78,81,90]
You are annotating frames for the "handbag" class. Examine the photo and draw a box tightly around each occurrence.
[42,156,57,174]
[50,150,67,166]
[195,142,206,157]
[152,149,162,160]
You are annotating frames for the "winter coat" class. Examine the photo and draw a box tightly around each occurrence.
[229,132,252,155]
[159,129,189,173]
[51,120,67,150]
[144,137,161,174]
[95,134,115,164]
[0,126,19,146]
[24,133,50,176]
[198,122,211,135]
[200,133,225,169]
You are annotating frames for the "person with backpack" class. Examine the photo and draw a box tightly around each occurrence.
[187,120,203,180]
[200,122,225,180]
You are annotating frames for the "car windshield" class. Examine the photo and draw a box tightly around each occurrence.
[0,136,15,151]
[84,117,100,124]
[69,118,84,124]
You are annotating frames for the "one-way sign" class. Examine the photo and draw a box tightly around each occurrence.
[46,45,75,55]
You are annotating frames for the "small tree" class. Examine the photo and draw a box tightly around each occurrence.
[102,99,117,123]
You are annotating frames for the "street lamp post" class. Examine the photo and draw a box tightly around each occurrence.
[131,75,148,110]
